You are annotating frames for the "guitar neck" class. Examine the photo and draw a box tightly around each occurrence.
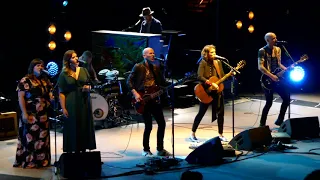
[277,62,298,77]
[215,72,232,85]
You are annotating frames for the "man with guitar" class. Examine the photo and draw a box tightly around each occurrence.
[258,32,290,127]
[126,47,171,157]
[190,44,228,142]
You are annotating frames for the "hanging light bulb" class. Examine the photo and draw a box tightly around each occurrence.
[248,25,254,33]
[64,31,72,41]
[248,11,254,20]
[48,24,56,35]
[236,20,242,29]
[48,41,56,51]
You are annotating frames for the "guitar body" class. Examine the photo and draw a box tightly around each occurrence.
[132,86,160,115]
[194,76,224,104]
[260,68,283,90]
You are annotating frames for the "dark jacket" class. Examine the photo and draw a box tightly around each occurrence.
[139,17,163,34]
[127,60,166,92]
[197,59,225,83]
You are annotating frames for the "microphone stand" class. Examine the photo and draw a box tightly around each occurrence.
[52,81,59,174]
[122,19,142,32]
[279,44,295,119]
[220,60,240,138]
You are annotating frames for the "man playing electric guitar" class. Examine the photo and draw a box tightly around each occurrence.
[126,47,171,157]
[190,44,228,142]
[258,32,290,127]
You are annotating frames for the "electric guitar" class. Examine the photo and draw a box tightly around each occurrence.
[132,72,197,114]
[260,54,308,90]
[194,60,246,104]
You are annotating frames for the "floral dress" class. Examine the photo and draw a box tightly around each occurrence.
[13,76,52,168]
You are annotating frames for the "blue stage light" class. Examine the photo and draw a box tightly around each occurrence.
[62,1,68,7]
[289,66,305,82]
[46,61,59,77]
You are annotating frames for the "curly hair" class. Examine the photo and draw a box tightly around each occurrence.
[201,44,216,61]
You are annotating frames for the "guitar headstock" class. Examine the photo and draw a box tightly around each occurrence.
[235,60,246,70]
[297,54,308,63]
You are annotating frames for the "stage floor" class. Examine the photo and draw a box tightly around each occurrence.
[1,93,320,180]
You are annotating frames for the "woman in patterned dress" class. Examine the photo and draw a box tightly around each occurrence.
[13,58,53,168]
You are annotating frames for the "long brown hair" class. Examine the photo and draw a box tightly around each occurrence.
[201,44,216,61]
[62,50,75,75]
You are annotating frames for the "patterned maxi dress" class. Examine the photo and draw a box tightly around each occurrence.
[13,76,52,168]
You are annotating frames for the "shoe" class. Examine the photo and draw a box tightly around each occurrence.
[157,149,172,156]
[219,136,228,142]
[189,135,199,142]
[274,119,283,126]
[142,150,153,157]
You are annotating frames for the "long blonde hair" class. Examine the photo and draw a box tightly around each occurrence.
[62,50,75,75]
[201,44,216,61]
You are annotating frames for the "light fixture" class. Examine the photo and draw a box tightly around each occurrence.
[48,24,56,35]
[248,11,254,20]
[64,31,72,41]
[48,41,56,51]
[248,25,254,33]
[236,20,242,29]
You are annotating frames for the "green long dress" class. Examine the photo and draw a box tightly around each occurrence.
[58,67,96,152]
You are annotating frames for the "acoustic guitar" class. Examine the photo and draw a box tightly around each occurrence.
[132,72,196,114]
[260,54,308,90]
[194,60,246,104]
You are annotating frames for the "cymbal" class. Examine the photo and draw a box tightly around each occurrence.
[105,76,125,81]
[106,70,119,76]
[98,69,110,76]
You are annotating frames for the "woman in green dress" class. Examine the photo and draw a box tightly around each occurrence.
[58,50,96,152]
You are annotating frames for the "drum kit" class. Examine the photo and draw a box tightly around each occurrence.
[90,68,133,128]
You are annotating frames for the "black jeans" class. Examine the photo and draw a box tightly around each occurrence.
[142,100,166,151]
[260,84,290,126]
[192,93,224,134]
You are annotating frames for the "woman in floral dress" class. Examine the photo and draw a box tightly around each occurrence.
[13,58,53,168]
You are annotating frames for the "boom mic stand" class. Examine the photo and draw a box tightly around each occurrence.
[279,43,295,119]
[220,60,240,138]
[52,81,60,174]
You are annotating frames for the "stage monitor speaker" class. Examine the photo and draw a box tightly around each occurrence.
[59,151,101,178]
[185,136,224,165]
[278,116,319,139]
[229,126,272,151]
[0,112,18,139]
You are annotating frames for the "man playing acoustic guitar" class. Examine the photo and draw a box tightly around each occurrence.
[258,32,290,127]
[190,44,228,142]
[126,47,171,157]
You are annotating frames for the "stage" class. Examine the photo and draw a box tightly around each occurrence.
[0,93,320,180]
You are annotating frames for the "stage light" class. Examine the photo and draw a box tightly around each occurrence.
[46,61,59,77]
[48,24,56,35]
[236,20,242,29]
[248,11,254,20]
[63,1,68,6]
[248,25,254,33]
[64,31,72,41]
[48,41,56,51]
[290,66,305,82]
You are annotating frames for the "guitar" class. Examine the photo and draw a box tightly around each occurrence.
[260,54,308,90]
[194,60,246,104]
[132,73,197,114]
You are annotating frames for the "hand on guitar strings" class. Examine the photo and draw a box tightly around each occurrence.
[206,80,219,90]
[133,91,143,102]
[270,74,279,82]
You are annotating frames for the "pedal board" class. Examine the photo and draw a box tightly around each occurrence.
[272,132,291,144]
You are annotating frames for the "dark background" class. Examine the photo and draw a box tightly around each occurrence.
[1,0,319,101]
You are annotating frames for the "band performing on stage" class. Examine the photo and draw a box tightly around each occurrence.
[11,6,310,170]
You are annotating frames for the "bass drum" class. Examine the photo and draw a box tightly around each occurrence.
[90,93,109,121]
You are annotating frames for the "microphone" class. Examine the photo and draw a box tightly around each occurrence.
[215,55,229,62]
[155,57,165,61]
[41,69,50,76]
[276,41,288,44]
[106,46,120,50]
[78,59,87,64]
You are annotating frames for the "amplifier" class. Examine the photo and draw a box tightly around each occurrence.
[0,112,18,139]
